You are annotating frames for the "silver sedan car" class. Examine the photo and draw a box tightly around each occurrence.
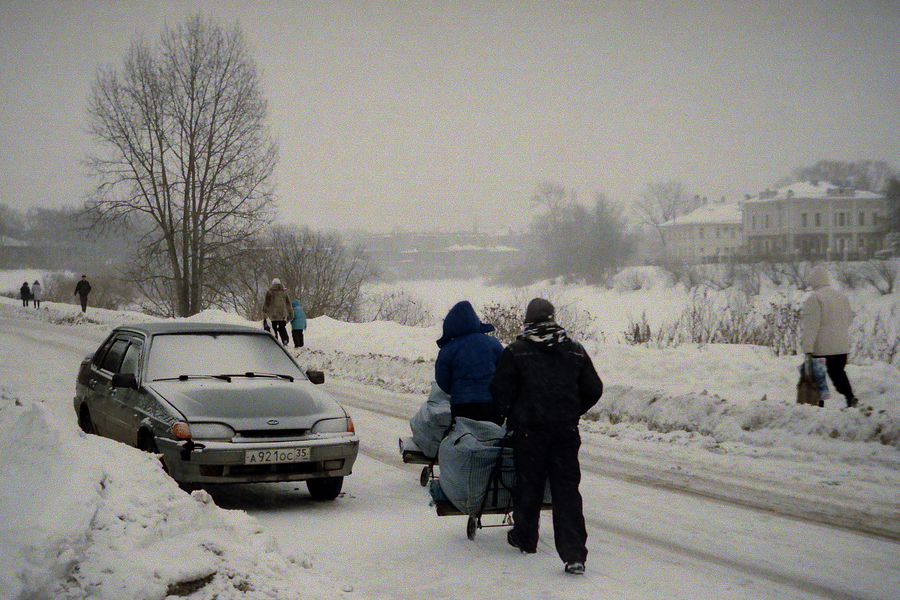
[74,322,358,499]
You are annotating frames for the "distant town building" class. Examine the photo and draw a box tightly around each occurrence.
[742,181,887,260]
[659,201,744,263]
[356,229,526,279]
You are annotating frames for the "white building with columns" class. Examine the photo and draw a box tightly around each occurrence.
[741,181,887,260]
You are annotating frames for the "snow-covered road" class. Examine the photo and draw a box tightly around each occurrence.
[2,311,898,600]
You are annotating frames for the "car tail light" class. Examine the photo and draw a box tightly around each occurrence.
[347,417,355,433]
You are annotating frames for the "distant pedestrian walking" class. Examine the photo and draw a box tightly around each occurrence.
[74,275,91,312]
[801,265,858,408]
[31,280,42,309]
[263,278,292,345]
[291,299,307,348]
[20,282,31,307]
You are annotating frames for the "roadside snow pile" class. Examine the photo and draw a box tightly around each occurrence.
[0,393,335,600]
[588,386,900,449]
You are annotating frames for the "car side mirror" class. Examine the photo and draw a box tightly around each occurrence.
[306,370,325,385]
[111,372,138,389]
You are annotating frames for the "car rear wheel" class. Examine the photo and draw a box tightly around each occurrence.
[307,476,343,500]
[137,430,170,475]
[78,405,96,435]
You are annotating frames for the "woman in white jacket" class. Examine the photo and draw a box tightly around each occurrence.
[800,265,857,407]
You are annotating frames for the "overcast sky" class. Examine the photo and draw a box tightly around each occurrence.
[1,0,898,233]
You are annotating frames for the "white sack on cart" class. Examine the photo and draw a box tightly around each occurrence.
[437,417,509,515]
[409,381,452,459]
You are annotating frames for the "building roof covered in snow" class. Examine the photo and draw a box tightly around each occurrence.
[660,202,743,227]
[743,181,885,203]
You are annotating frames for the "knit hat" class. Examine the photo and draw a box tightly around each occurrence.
[272,278,282,286]
[524,298,554,324]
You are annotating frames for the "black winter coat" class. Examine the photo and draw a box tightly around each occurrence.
[74,280,91,297]
[489,322,603,429]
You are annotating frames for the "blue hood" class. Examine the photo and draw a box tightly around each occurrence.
[437,301,495,348]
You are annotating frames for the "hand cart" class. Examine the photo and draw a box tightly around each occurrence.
[399,436,438,487]
[427,433,550,540]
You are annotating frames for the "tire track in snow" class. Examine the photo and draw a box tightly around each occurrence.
[577,437,900,543]
[583,512,872,600]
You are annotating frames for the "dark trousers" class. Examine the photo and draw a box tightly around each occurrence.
[79,295,88,312]
[512,424,588,564]
[292,329,305,348]
[814,354,854,405]
[271,320,289,345]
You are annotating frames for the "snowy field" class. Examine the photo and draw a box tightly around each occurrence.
[1,268,899,599]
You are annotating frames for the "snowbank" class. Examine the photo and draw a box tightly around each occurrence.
[0,393,331,600]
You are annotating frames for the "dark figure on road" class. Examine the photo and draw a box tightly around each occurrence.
[490,298,603,575]
[74,275,91,312]
[20,282,30,307]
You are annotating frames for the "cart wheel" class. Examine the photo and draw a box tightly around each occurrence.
[466,516,478,540]
[420,466,430,486]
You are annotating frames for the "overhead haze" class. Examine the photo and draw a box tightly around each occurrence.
[1,0,898,233]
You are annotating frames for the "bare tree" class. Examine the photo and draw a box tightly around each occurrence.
[530,185,635,283]
[585,194,636,280]
[85,14,277,317]
[530,181,577,229]
[268,226,377,321]
[882,178,900,244]
[634,180,696,247]
[528,182,576,278]
[0,204,26,239]
[789,160,896,193]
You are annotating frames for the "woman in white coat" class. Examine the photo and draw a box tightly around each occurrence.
[800,265,857,407]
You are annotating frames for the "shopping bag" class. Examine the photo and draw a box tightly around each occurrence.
[797,357,825,406]
[810,357,830,402]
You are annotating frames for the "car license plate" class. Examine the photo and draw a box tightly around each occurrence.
[245,447,311,465]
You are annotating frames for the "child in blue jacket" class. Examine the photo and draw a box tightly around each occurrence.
[291,299,307,348]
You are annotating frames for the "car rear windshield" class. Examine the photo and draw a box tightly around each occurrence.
[144,333,304,381]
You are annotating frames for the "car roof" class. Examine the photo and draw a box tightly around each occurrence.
[113,321,268,337]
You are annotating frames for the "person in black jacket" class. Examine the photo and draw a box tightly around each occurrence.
[20,282,31,307]
[74,275,91,312]
[489,298,603,575]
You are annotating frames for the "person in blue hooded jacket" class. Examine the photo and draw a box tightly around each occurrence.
[291,299,307,348]
[435,300,504,425]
